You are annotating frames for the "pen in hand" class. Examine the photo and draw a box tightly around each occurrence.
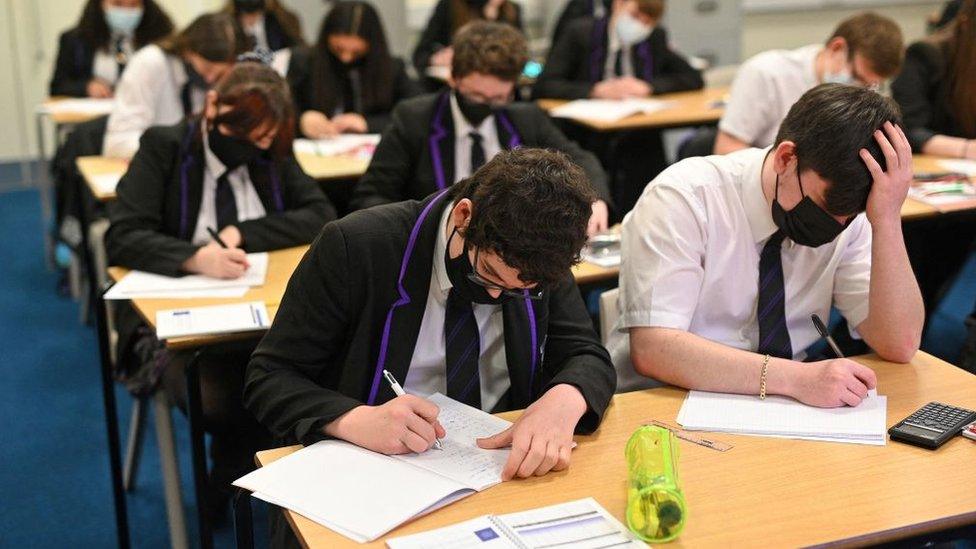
[382,369,443,451]
[207,226,229,249]
[811,314,844,358]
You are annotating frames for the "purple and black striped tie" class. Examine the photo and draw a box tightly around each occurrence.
[757,231,793,359]
[445,288,482,408]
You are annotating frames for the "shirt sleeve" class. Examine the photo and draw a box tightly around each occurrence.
[103,48,167,158]
[618,182,708,332]
[832,216,873,335]
[718,59,774,146]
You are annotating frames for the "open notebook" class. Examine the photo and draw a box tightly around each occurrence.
[549,98,672,123]
[387,498,645,549]
[233,393,512,543]
[676,389,887,445]
[104,252,268,300]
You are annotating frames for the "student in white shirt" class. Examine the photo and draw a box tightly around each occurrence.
[50,0,174,98]
[714,12,904,155]
[102,12,249,158]
[612,84,924,406]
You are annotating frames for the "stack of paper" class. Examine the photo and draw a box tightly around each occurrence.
[293,134,381,158]
[550,98,673,122]
[104,252,268,300]
[234,393,513,543]
[39,98,115,116]
[89,173,122,195]
[155,301,269,339]
[676,389,887,445]
[909,180,976,212]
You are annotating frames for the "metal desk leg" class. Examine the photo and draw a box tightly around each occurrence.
[35,112,54,270]
[153,390,190,549]
[94,287,130,549]
[186,351,214,549]
[233,488,255,549]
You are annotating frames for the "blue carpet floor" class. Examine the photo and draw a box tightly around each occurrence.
[0,187,973,548]
[0,188,267,547]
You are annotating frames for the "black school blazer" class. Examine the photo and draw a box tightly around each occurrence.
[350,90,611,211]
[244,189,616,445]
[50,28,97,97]
[533,16,703,100]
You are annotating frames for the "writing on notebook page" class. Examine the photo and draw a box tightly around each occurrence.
[395,393,511,490]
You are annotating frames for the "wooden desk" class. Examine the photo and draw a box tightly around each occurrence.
[294,151,370,181]
[537,87,728,132]
[76,155,127,202]
[39,97,113,125]
[108,245,308,350]
[572,260,618,285]
[257,351,976,548]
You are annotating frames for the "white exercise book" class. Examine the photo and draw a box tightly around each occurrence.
[39,98,115,116]
[676,389,887,445]
[104,252,268,300]
[387,497,645,549]
[293,134,381,157]
[89,173,122,195]
[549,98,672,122]
[233,393,513,543]
[155,301,269,339]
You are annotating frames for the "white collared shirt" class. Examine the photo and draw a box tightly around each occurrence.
[719,44,821,148]
[243,13,269,52]
[103,44,206,158]
[403,207,510,411]
[190,126,267,246]
[449,93,503,183]
[603,26,634,80]
[92,34,134,85]
[607,147,872,391]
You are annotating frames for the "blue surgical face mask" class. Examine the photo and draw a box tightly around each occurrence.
[614,12,653,46]
[105,6,143,35]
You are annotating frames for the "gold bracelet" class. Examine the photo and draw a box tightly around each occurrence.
[759,354,771,400]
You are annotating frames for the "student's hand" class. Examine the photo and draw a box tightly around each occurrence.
[861,121,913,228]
[477,384,586,480]
[332,113,369,134]
[183,245,249,279]
[324,395,447,454]
[218,225,243,248]
[430,46,454,67]
[788,358,877,408]
[590,79,629,100]
[587,200,609,236]
[618,76,652,97]
[300,110,338,139]
[86,78,113,98]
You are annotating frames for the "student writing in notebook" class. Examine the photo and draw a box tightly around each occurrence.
[351,21,610,235]
[245,148,616,548]
[609,85,924,404]
[286,1,421,137]
[106,61,334,518]
[49,0,174,98]
[713,12,903,155]
[102,12,249,158]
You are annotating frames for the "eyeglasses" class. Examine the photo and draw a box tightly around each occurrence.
[467,247,544,300]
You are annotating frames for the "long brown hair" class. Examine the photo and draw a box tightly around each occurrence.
[934,0,976,135]
[211,61,296,158]
[450,0,519,33]
[223,0,305,47]
[160,13,249,62]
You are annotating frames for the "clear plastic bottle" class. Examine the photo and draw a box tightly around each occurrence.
[625,425,687,542]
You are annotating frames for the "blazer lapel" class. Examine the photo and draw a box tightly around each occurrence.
[177,122,205,241]
[494,109,523,150]
[589,17,609,83]
[367,190,455,405]
[500,294,546,410]
[246,159,284,213]
[427,91,456,190]
[634,40,654,83]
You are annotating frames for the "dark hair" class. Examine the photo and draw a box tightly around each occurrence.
[310,1,394,114]
[211,61,296,158]
[775,83,902,216]
[451,21,528,82]
[452,148,595,287]
[450,0,520,32]
[933,0,976,136]
[224,0,305,48]
[635,0,665,19]
[76,0,175,51]
[161,13,249,62]
[828,12,904,77]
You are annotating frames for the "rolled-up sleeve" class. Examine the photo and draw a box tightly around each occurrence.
[618,183,707,332]
[833,216,873,335]
[718,61,774,147]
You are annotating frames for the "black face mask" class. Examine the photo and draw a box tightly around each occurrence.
[234,0,265,14]
[454,91,495,127]
[467,0,489,9]
[184,61,209,90]
[208,124,261,170]
[444,228,512,305]
[771,172,852,248]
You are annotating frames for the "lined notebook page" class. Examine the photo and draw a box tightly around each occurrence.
[677,389,887,445]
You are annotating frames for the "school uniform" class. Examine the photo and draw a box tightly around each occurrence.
[286,46,421,134]
[241,11,301,52]
[550,0,612,47]
[607,148,873,391]
[50,28,135,97]
[533,17,703,100]
[350,91,610,211]
[103,44,207,158]
[106,118,335,378]
[411,0,523,75]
